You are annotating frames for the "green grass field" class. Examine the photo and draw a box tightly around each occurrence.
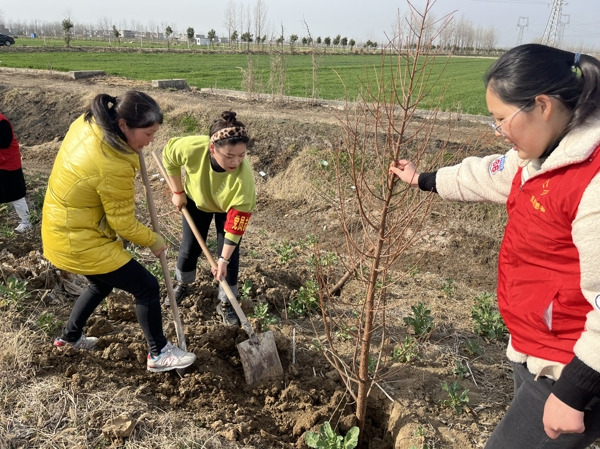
[0,48,495,115]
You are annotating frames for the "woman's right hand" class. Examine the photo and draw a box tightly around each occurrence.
[389,160,420,187]
[171,192,187,211]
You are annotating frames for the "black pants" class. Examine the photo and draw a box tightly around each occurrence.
[485,362,600,448]
[61,259,167,356]
[177,196,240,287]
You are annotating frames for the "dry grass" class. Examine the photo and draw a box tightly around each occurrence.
[0,309,249,449]
[260,147,327,206]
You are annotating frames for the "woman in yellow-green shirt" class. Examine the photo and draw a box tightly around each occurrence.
[162,111,256,326]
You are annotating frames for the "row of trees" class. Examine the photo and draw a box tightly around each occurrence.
[1,4,502,54]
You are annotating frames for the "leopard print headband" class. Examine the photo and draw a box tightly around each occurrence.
[209,126,248,144]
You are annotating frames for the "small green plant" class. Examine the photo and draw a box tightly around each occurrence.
[471,292,507,340]
[392,335,420,363]
[146,259,164,281]
[177,113,199,134]
[408,426,431,449]
[465,338,483,356]
[248,249,259,259]
[239,280,253,300]
[305,421,359,449]
[0,223,15,238]
[441,278,456,297]
[126,244,141,258]
[403,302,433,337]
[452,360,469,378]
[440,381,470,414]
[207,238,218,252]
[408,264,420,277]
[311,338,324,352]
[249,301,278,329]
[297,234,318,248]
[334,323,356,341]
[288,279,320,317]
[0,276,30,308]
[271,240,297,264]
[368,356,377,374]
[37,312,63,335]
[307,251,338,271]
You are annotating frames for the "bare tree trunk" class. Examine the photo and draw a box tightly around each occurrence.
[224,0,237,44]
[310,1,455,444]
[254,0,268,51]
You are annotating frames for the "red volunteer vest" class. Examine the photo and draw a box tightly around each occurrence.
[497,146,600,364]
[0,113,21,171]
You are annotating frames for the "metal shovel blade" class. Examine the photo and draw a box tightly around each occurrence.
[237,330,284,385]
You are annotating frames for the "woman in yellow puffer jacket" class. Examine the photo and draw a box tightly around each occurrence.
[42,91,195,373]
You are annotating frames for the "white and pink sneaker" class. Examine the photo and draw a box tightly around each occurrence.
[147,342,196,372]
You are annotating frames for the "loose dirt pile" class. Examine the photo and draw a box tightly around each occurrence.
[0,71,517,449]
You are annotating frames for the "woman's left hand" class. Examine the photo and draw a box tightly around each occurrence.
[212,259,228,281]
[543,393,585,438]
[152,244,167,258]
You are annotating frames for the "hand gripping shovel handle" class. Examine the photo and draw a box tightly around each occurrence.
[138,153,188,353]
[151,151,258,344]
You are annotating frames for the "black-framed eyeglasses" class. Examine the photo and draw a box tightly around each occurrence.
[489,105,526,137]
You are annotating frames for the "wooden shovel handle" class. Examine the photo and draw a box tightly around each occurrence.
[151,151,256,340]
[138,153,187,352]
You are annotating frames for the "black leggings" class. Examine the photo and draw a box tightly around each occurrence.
[177,196,240,286]
[61,258,167,356]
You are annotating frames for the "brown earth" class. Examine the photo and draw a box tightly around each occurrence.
[0,71,519,449]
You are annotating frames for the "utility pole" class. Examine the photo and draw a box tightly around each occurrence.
[541,0,567,47]
[556,14,570,49]
[516,16,529,46]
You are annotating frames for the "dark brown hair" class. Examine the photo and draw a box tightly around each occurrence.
[84,90,163,153]
[209,111,249,147]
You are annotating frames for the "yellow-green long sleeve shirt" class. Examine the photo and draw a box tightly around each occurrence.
[162,135,256,243]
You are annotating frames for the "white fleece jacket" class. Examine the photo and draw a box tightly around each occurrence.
[435,114,600,378]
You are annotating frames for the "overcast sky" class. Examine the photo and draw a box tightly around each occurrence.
[3,0,600,50]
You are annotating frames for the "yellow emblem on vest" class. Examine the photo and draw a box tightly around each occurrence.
[530,195,546,213]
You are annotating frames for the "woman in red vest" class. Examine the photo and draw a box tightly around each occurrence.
[390,44,600,448]
[0,113,31,233]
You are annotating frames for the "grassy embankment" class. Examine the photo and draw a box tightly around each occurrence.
[1,50,495,115]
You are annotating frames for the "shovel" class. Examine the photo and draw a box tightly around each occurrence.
[138,153,189,377]
[152,151,284,385]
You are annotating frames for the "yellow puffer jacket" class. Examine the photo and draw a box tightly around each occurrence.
[42,115,163,275]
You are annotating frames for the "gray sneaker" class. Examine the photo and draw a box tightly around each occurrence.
[54,334,98,350]
[165,284,189,306]
[216,302,241,326]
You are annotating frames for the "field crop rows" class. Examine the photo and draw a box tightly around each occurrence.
[1,51,495,115]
